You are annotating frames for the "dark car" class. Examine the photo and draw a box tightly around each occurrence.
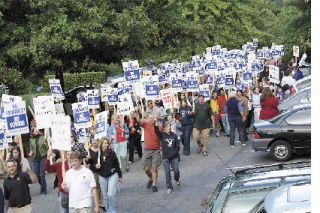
[278,87,310,112]
[63,85,94,115]
[252,104,311,161]
[203,161,311,213]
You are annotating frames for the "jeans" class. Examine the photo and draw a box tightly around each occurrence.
[58,191,69,213]
[228,115,245,146]
[162,157,180,189]
[181,125,193,155]
[99,173,118,213]
[221,113,230,134]
[141,141,144,150]
[33,156,47,194]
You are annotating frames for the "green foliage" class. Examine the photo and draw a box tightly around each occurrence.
[0,66,32,95]
[41,72,106,92]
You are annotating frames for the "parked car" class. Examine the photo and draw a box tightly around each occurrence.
[249,181,311,213]
[63,85,94,115]
[278,87,310,112]
[252,104,311,161]
[203,161,310,213]
[296,75,311,91]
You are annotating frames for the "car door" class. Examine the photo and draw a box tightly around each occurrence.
[279,108,311,149]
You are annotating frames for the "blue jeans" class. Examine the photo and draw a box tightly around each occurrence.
[181,125,193,155]
[99,173,118,213]
[221,114,230,134]
[162,157,180,189]
[228,115,245,146]
[33,156,47,194]
[141,141,144,150]
[58,191,69,213]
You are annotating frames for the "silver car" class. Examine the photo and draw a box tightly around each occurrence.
[278,87,310,112]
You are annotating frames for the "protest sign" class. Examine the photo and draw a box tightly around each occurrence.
[94,111,108,139]
[253,39,258,47]
[55,103,65,115]
[257,49,264,58]
[100,86,110,102]
[123,60,140,82]
[1,94,22,103]
[205,74,213,85]
[117,94,134,115]
[268,65,280,84]
[106,88,119,105]
[293,46,299,57]
[72,102,91,129]
[216,74,225,87]
[236,81,245,90]
[160,89,173,110]
[4,101,29,135]
[170,73,184,93]
[144,76,160,100]
[75,127,89,143]
[51,115,71,151]
[77,91,88,103]
[87,89,99,109]
[225,74,234,87]
[185,72,199,92]
[49,79,65,101]
[33,96,55,129]
[199,84,210,101]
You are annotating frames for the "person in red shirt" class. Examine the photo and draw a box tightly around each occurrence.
[217,89,230,136]
[136,111,163,192]
[259,88,280,120]
[44,149,71,213]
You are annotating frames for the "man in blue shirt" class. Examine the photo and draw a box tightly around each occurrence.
[293,66,304,81]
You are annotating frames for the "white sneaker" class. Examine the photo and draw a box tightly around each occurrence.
[230,145,235,148]
[167,188,173,193]
[176,180,180,186]
[236,141,241,144]
[242,143,246,146]
[216,133,220,137]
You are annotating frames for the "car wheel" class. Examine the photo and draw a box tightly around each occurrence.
[270,140,293,161]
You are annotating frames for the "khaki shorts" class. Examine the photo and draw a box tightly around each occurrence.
[192,128,210,144]
[142,149,161,167]
[69,207,91,213]
[9,204,32,213]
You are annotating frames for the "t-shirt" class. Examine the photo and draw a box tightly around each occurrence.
[210,99,218,113]
[141,122,163,150]
[65,166,96,209]
[193,102,213,130]
[217,95,227,114]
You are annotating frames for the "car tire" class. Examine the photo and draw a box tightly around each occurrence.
[270,140,293,161]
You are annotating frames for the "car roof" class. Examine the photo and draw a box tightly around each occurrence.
[264,182,311,213]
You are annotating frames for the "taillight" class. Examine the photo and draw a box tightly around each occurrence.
[253,130,260,139]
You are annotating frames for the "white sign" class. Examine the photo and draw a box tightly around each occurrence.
[55,103,65,115]
[94,111,108,139]
[4,101,29,135]
[1,94,22,103]
[87,89,100,109]
[100,86,110,102]
[293,46,299,57]
[33,96,55,129]
[51,115,71,151]
[117,94,134,115]
[49,79,65,101]
[268,65,280,84]
[160,89,173,110]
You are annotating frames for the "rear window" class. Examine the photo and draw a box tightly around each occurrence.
[284,109,311,125]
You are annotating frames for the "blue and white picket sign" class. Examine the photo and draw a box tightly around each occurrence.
[0,105,6,129]
[205,74,213,85]
[71,102,92,129]
[264,49,271,59]
[122,60,140,82]
[185,72,199,92]
[75,127,89,143]
[242,72,253,81]
[199,84,210,101]
[247,42,254,51]
[87,89,100,109]
[236,81,245,91]
[253,39,258,47]
[49,79,65,101]
[216,74,225,87]
[94,111,108,140]
[77,91,88,103]
[145,85,160,100]
[106,88,118,105]
[1,94,22,103]
[225,74,234,87]
[206,61,218,71]
[257,49,264,58]
[4,100,29,135]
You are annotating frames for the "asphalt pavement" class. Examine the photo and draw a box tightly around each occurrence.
[0,133,310,213]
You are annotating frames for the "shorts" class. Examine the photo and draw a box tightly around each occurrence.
[142,149,161,167]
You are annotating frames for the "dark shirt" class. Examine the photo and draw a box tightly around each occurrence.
[95,149,122,178]
[154,126,180,160]
[179,106,194,126]
[71,142,87,158]
[193,102,213,130]
[35,137,41,159]
[87,149,99,173]
[0,188,4,213]
[3,172,32,208]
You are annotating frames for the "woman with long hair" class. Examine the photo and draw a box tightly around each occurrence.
[259,88,279,120]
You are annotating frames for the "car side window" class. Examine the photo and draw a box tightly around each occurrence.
[284,109,311,125]
[299,94,310,104]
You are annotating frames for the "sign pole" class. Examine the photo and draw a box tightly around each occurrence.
[45,128,53,165]
[61,150,66,183]
[0,129,8,174]
[18,134,26,166]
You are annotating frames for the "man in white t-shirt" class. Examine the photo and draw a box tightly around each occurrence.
[62,151,99,213]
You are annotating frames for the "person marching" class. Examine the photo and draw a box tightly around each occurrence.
[179,100,194,156]
[154,121,181,194]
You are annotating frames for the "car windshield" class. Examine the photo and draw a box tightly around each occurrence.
[248,199,266,213]
[221,189,272,213]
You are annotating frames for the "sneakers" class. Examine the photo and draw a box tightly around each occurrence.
[176,180,180,186]
[230,145,235,148]
[167,188,173,194]
[242,143,246,146]
[147,180,152,189]
[216,132,220,137]
[152,186,158,192]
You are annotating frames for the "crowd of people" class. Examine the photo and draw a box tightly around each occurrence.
[0,57,304,213]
